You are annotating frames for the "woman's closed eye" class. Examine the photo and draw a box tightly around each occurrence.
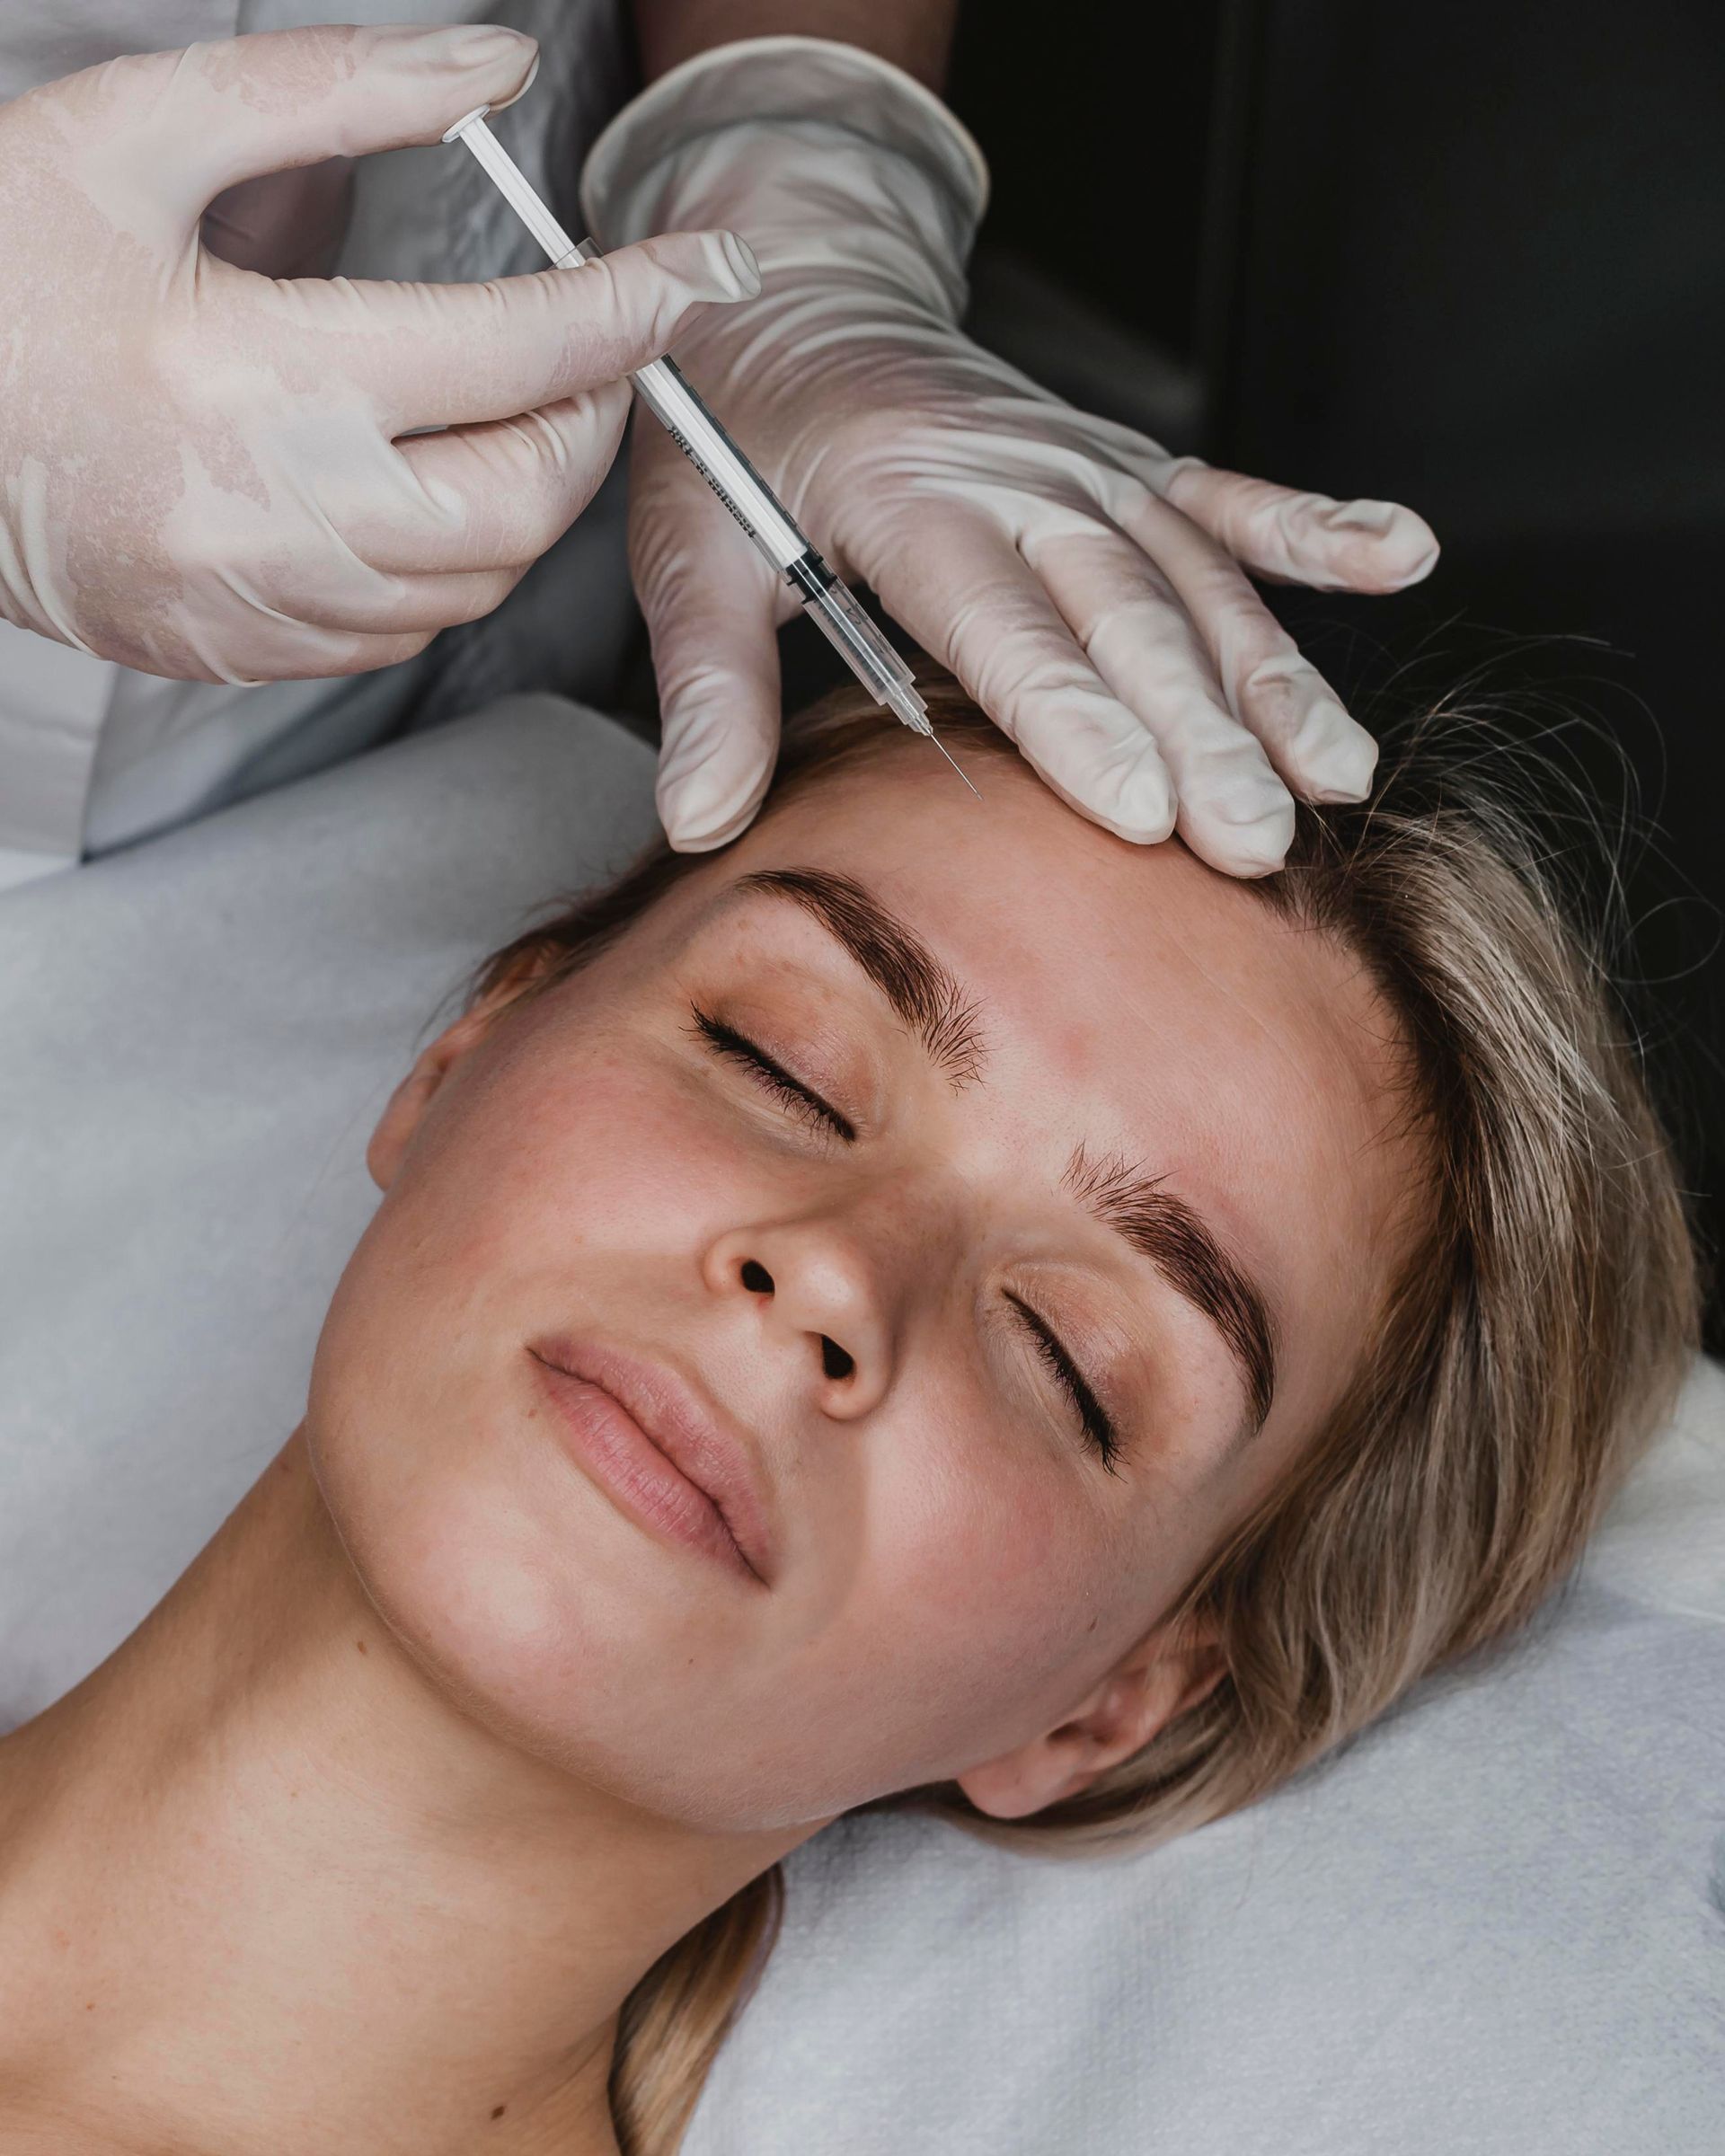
[689,1005,856,1142]
[1004,1291,1122,1475]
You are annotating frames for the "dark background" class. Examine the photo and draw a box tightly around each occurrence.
[939,0,1722,1344]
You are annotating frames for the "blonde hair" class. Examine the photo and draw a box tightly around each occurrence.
[473,677,1703,2152]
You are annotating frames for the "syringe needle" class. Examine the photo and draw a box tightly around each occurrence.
[928,731,982,798]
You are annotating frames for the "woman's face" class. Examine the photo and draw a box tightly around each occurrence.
[308,739,1421,1833]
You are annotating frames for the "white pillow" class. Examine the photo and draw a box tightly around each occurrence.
[2,694,1719,2151]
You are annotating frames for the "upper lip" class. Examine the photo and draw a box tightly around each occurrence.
[528,1336,776,1584]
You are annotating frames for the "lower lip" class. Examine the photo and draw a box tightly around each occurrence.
[528,1350,756,1581]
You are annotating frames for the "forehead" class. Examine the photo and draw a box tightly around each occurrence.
[705,743,1425,1442]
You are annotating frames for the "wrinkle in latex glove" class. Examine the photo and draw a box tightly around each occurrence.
[0,23,759,685]
[584,39,1438,878]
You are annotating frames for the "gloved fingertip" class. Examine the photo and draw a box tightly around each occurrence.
[1383,529,1441,589]
[1114,765,1178,844]
[1284,698,1379,802]
[659,778,746,850]
[490,44,539,110]
[1209,811,1296,877]
[1227,848,1291,880]
[1305,730,1378,803]
[1189,780,1296,875]
[657,734,773,851]
[1318,499,1440,590]
[1318,498,1398,538]
[1210,769,1296,830]
[442,23,538,76]
[663,808,753,854]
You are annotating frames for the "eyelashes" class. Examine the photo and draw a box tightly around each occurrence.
[690,1003,1121,1475]
[1004,1292,1123,1475]
[687,1005,856,1142]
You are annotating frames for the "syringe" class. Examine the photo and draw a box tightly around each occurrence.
[442,107,978,797]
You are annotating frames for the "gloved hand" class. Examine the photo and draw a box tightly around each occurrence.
[0,22,759,685]
[583,39,1439,875]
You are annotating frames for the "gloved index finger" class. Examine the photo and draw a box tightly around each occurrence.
[93,24,542,238]
[252,234,758,435]
[124,25,539,234]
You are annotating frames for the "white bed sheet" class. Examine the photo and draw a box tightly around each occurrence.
[1,694,1720,2152]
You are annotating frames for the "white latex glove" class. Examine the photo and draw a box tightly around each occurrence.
[0,22,760,685]
[583,38,1440,874]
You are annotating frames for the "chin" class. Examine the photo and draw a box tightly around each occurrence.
[300,1350,732,1822]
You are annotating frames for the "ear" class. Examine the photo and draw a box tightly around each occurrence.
[368,941,569,1190]
[364,952,552,1198]
[955,1614,1225,1822]
[366,994,511,1192]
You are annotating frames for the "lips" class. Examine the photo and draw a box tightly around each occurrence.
[526,1337,774,1586]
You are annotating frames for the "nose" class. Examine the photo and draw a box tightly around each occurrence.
[704,1224,891,1418]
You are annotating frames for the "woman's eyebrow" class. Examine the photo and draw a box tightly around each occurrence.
[1065,1144,1278,1434]
[734,868,987,1087]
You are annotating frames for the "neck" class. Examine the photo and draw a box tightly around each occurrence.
[0,1432,806,2155]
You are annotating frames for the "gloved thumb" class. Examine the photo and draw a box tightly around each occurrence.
[121,22,541,234]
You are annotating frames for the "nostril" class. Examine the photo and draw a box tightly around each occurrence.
[820,1336,854,1382]
[740,1259,774,1294]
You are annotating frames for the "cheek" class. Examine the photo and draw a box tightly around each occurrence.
[394,1026,746,1292]
[308,1015,746,1510]
[500,1035,769,1241]
[305,1032,741,1651]
[311,1034,712,1446]
[788,1408,1123,1793]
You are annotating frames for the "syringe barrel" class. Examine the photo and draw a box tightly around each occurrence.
[553,237,811,575]
[624,353,921,731]
[787,555,921,713]
[625,353,811,572]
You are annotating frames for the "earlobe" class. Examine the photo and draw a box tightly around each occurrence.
[955,1616,1226,1823]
